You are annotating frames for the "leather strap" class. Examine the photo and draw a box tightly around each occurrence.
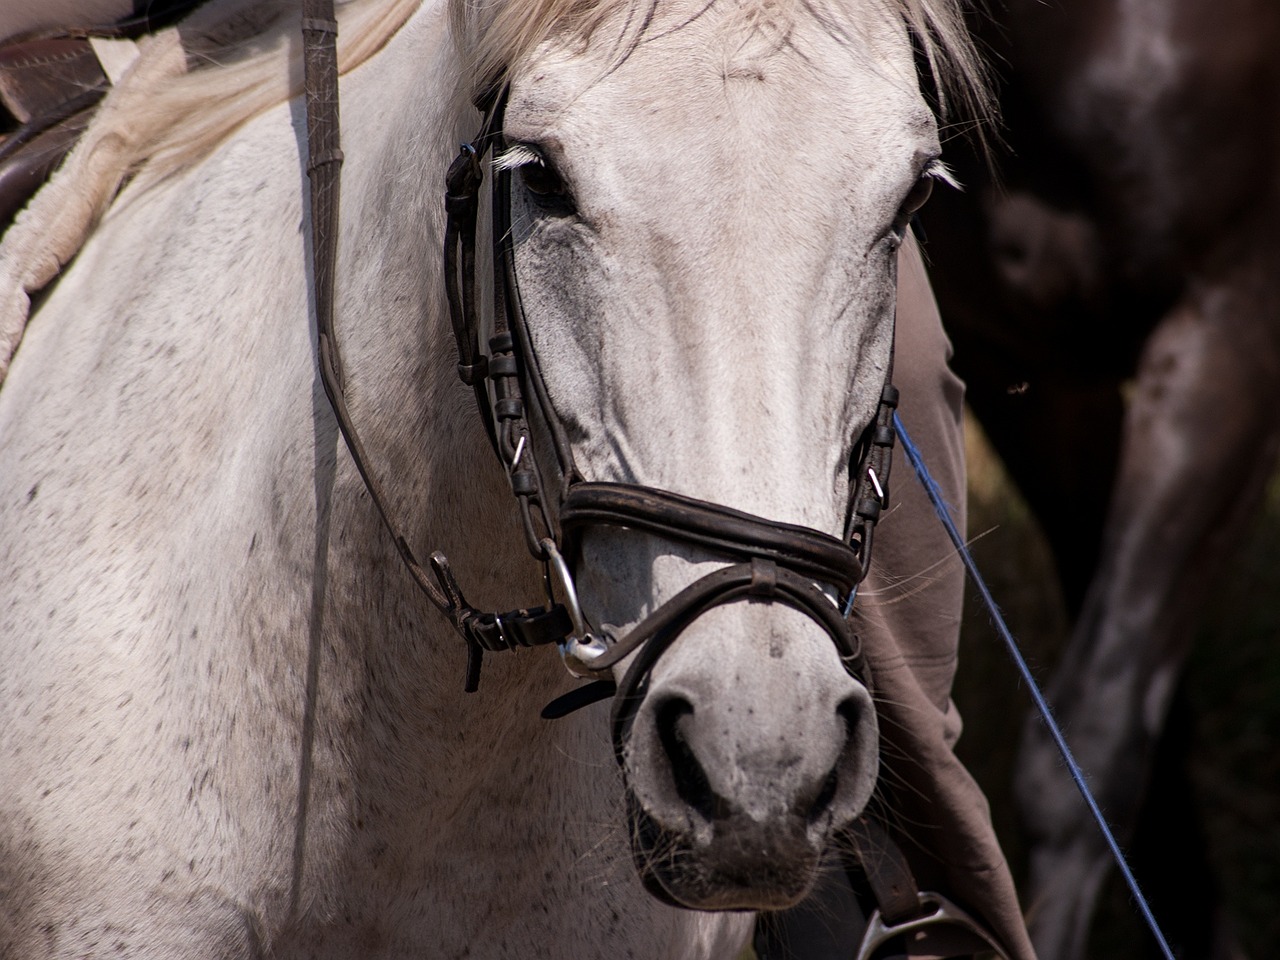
[847,816,1015,959]
[0,38,108,232]
[846,375,898,581]
[443,113,503,454]
[604,560,865,760]
[0,0,210,45]
[562,482,864,592]
[0,38,106,124]
[302,2,570,692]
[301,1,443,613]
[0,5,208,233]
[0,100,98,229]
[848,815,924,926]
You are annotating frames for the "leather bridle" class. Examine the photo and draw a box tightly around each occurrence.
[303,0,903,739]
[306,28,901,727]
[299,8,1023,957]
[443,82,901,735]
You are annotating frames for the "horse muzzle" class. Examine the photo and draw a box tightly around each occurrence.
[611,591,880,911]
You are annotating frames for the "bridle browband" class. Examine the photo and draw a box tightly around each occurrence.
[303,2,899,726]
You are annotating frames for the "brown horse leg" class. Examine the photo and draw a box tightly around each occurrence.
[1012,264,1280,960]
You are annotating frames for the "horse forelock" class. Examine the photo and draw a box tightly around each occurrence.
[452,0,990,125]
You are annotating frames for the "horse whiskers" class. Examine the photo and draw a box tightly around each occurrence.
[870,693,938,722]
[857,526,996,601]
[549,743,616,772]
[869,757,940,811]
[874,730,936,771]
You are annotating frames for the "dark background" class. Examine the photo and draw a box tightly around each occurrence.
[956,414,1280,959]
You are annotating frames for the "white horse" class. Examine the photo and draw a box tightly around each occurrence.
[0,1,1025,957]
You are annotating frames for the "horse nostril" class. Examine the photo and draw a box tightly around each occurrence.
[838,694,863,732]
[802,767,840,824]
[654,695,729,822]
[788,694,867,824]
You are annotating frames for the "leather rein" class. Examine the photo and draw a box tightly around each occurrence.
[301,1,898,734]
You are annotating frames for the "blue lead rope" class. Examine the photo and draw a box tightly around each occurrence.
[893,411,1176,960]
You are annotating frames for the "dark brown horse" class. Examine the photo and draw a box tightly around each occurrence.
[923,0,1280,957]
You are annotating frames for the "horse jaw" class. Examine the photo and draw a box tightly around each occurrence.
[500,0,936,911]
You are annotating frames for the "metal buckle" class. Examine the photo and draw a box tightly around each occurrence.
[541,538,610,678]
[856,892,1011,960]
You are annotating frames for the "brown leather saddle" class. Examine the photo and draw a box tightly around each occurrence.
[0,1,208,233]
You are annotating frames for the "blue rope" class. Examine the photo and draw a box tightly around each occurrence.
[892,411,1176,960]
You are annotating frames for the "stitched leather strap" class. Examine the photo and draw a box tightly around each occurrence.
[562,482,864,592]
[0,38,106,123]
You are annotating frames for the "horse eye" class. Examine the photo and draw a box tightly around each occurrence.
[902,174,934,218]
[518,158,569,200]
[890,175,934,240]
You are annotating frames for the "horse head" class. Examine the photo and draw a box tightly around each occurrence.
[454,0,967,911]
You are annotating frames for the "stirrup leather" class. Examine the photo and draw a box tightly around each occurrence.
[849,816,1014,959]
